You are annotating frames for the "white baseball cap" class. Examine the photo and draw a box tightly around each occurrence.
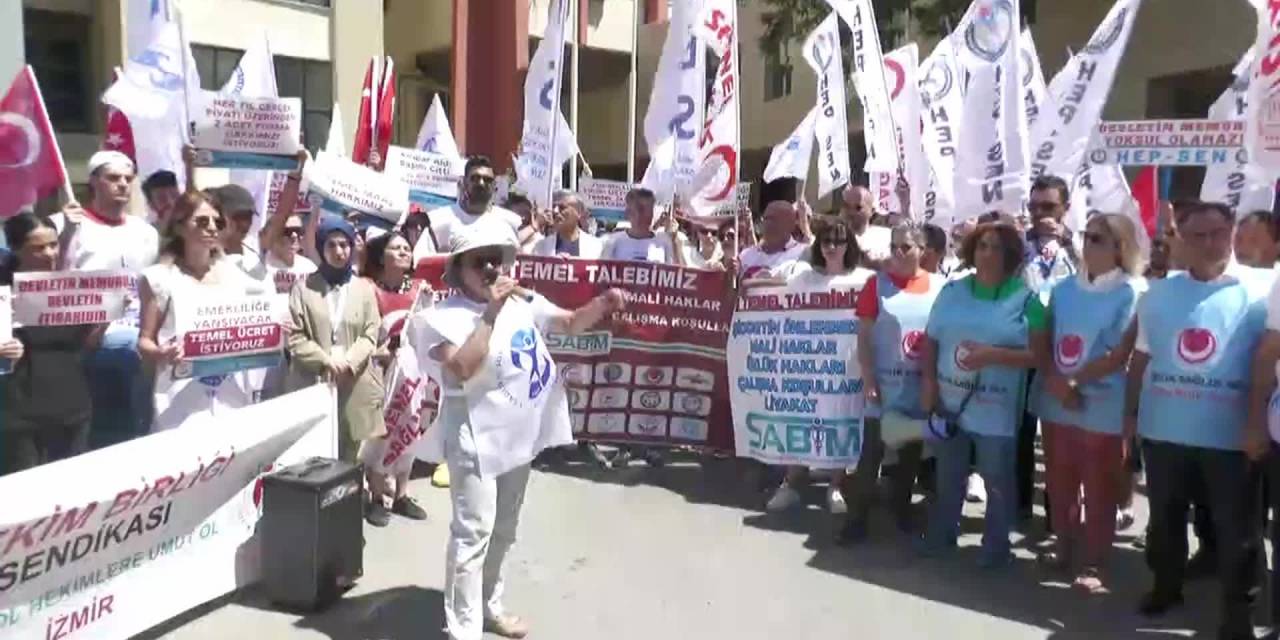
[443,220,518,289]
[87,150,135,176]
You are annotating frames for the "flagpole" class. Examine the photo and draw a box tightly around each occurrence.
[546,0,569,207]
[569,0,580,191]
[732,0,742,258]
[626,0,639,183]
[24,66,74,202]
[175,4,193,145]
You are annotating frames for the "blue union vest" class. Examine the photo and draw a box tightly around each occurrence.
[871,272,945,416]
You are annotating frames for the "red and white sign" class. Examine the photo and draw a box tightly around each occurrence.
[0,66,67,218]
[175,295,288,378]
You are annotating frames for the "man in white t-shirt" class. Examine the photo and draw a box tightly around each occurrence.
[411,156,537,263]
[59,151,161,446]
[737,201,808,280]
[599,188,681,265]
[840,185,890,266]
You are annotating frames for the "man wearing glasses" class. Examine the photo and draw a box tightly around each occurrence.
[1024,175,1079,295]
[411,156,540,264]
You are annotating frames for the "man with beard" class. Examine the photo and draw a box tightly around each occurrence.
[411,156,539,263]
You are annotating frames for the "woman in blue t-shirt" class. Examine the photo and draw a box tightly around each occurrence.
[1034,213,1144,594]
[918,218,1048,568]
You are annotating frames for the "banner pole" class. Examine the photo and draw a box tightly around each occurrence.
[546,0,568,208]
[626,0,639,183]
[176,5,193,146]
[569,0,580,191]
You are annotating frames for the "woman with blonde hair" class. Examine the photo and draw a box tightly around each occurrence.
[1033,212,1145,594]
[137,190,269,431]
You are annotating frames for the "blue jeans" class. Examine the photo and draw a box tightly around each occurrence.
[926,428,1017,561]
[85,326,151,448]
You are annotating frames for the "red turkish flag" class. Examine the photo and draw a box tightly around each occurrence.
[102,106,137,163]
[352,57,377,167]
[1131,166,1159,239]
[0,66,67,218]
[373,56,396,171]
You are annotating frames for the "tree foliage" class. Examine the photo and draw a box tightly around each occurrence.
[757,0,971,58]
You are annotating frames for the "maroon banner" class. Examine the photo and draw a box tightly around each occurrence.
[516,256,734,451]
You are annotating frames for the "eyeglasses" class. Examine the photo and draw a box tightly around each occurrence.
[283,227,303,238]
[192,215,226,231]
[463,253,504,270]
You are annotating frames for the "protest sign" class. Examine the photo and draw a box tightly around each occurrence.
[377,343,441,474]
[174,295,288,379]
[579,178,631,222]
[266,172,310,216]
[12,270,133,327]
[190,92,301,170]
[516,257,734,450]
[0,384,336,640]
[1088,119,1246,166]
[384,145,459,209]
[304,150,409,224]
[727,282,864,469]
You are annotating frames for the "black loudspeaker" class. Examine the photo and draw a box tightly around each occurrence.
[261,457,364,611]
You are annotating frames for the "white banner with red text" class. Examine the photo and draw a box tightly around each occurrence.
[12,270,133,328]
[0,384,337,640]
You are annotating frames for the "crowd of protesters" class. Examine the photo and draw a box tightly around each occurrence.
[8,147,1280,640]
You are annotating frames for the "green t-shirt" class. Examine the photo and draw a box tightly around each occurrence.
[965,275,1048,332]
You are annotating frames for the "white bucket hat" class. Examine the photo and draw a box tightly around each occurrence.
[443,220,518,289]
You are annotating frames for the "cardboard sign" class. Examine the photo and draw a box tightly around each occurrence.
[190,92,302,170]
[304,151,409,224]
[1088,119,1247,166]
[384,146,459,209]
[12,270,133,327]
[579,178,631,222]
[174,295,288,379]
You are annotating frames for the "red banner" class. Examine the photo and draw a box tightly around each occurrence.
[515,256,734,451]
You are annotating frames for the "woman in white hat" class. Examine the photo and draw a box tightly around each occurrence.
[417,221,624,640]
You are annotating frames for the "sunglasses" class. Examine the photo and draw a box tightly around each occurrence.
[192,215,226,231]
[463,252,504,270]
[283,227,304,238]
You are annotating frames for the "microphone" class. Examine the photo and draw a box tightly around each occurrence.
[482,266,535,302]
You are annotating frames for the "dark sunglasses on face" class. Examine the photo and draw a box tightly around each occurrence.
[464,253,503,270]
[284,227,304,238]
[192,215,226,231]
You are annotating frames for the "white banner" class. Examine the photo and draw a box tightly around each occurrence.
[376,344,440,474]
[878,44,927,217]
[763,108,817,184]
[174,294,288,380]
[1246,0,1280,172]
[304,150,409,224]
[0,384,336,640]
[1087,119,1246,166]
[579,178,632,223]
[828,0,899,174]
[385,145,460,209]
[802,13,851,196]
[190,92,300,171]
[1030,0,1142,179]
[1068,156,1149,251]
[918,38,966,228]
[415,93,464,174]
[516,0,571,208]
[1020,28,1048,129]
[12,270,133,327]
[1202,48,1277,212]
[642,0,706,200]
[728,282,864,469]
[953,0,1029,215]
[690,0,742,217]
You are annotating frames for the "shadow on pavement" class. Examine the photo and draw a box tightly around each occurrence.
[536,448,778,510]
[286,585,445,640]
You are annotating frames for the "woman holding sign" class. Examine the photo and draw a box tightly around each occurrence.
[840,222,946,544]
[1032,213,1143,594]
[360,231,431,522]
[285,216,388,524]
[918,219,1048,568]
[137,191,271,432]
[417,224,624,640]
[0,214,103,475]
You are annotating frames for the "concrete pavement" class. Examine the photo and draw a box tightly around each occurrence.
[141,453,1222,639]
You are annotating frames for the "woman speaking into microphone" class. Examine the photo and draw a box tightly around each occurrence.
[416,221,624,640]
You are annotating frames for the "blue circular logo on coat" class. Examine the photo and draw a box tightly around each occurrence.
[509,328,552,400]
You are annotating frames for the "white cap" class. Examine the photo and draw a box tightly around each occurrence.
[87,150,135,176]
[443,219,518,289]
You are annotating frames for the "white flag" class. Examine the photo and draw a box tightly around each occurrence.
[1246,0,1280,172]
[802,13,851,196]
[415,94,464,173]
[643,0,706,201]
[222,32,278,247]
[764,108,818,183]
[1202,48,1276,213]
[125,0,172,59]
[516,0,572,207]
[517,109,579,193]
[1069,157,1149,253]
[918,37,965,229]
[827,0,899,174]
[881,44,927,218]
[1030,0,1142,179]
[689,0,742,216]
[325,102,346,157]
[1019,29,1048,129]
[101,16,201,189]
[952,0,1029,215]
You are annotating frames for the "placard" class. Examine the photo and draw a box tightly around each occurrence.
[384,146,459,209]
[12,270,133,327]
[1088,119,1246,166]
[579,178,631,222]
[190,92,302,170]
[304,151,409,224]
[174,294,288,379]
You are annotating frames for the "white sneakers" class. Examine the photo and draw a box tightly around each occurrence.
[765,484,847,514]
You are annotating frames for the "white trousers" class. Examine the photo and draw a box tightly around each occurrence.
[441,398,531,640]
